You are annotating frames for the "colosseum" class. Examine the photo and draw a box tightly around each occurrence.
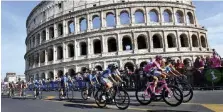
[25,0,212,80]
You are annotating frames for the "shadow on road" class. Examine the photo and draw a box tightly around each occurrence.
[147,110,196,112]
[63,103,98,109]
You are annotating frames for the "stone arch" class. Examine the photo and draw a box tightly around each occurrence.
[134,9,145,24]
[80,42,87,55]
[93,39,102,54]
[49,27,54,39]
[122,36,132,50]
[106,12,115,27]
[201,36,207,48]
[57,46,63,59]
[80,17,87,31]
[137,35,147,49]
[41,73,45,79]
[192,34,199,47]
[92,15,101,29]
[41,30,46,42]
[107,37,117,52]
[81,67,87,73]
[140,61,148,68]
[149,9,159,22]
[68,44,74,58]
[48,48,54,61]
[120,10,130,25]
[124,62,134,72]
[187,12,194,24]
[40,50,45,63]
[68,68,75,77]
[48,71,54,80]
[152,34,163,48]
[57,70,64,78]
[58,23,63,36]
[68,20,74,33]
[95,65,103,71]
[167,33,177,48]
[36,34,40,45]
[163,9,172,22]
[35,53,39,64]
[32,37,35,47]
[176,10,184,23]
[180,34,189,47]
[35,74,39,80]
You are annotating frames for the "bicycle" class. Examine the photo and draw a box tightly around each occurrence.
[95,82,130,110]
[81,83,100,100]
[59,86,70,100]
[33,85,43,99]
[135,78,183,107]
[167,75,193,103]
[8,88,15,98]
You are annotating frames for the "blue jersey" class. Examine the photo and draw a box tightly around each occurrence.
[61,76,68,84]
[102,69,114,78]
[34,81,40,87]
[88,74,97,82]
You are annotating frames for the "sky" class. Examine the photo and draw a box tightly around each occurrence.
[1,1,223,78]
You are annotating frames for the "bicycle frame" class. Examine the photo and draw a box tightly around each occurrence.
[143,80,171,98]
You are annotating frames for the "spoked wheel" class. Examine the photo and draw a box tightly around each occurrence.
[38,90,43,99]
[177,83,193,103]
[135,87,152,105]
[162,85,183,107]
[114,89,130,110]
[81,88,88,100]
[94,89,107,108]
[58,88,63,100]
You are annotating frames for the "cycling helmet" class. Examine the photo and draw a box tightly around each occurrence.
[108,64,116,69]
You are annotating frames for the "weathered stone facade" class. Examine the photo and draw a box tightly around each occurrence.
[24,0,212,81]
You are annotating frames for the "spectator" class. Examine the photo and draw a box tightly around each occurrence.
[175,59,185,74]
[205,56,211,68]
[210,54,221,68]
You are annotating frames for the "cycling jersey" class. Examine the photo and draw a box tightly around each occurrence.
[101,69,113,78]
[34,81,40,88]
[61,76,68,87]
[88,74,97,83]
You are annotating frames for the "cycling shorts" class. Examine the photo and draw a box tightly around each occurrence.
[152,70,162,76]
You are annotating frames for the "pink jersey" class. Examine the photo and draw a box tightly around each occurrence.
[210,57,221,68]
[144,61,160,72]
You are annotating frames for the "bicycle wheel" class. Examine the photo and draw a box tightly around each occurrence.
[66,88,72,100]
[162,85,183,107]
[38,89,43,99]
[58,88,63,100]
[135,87,152,105]
[94,89,107,108]
[114,89,130,110]
[177,82,193,103]
[81,88,88,100]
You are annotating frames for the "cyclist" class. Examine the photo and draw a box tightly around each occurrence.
[17,78,23,97]
[100,64,118,94]
[144,55,166,94]
[165,57,182,77]
[60,73,68,99]
[34,79,41,98]
[8,81,15,97]
[21,80,27,96]
[86,70,99,98]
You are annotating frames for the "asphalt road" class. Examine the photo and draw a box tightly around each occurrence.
[2,90,223,112]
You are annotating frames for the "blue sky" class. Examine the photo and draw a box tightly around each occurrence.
[1,1,223,77]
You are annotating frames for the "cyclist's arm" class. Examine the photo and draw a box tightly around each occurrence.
[108,74,117,84]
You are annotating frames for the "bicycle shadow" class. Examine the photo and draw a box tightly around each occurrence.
[63,103,98,109]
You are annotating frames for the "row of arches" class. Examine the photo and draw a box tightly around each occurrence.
[27,34,207,66]
[28,8,195,50]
